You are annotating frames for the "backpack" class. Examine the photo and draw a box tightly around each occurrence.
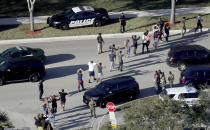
[154,31,159,38]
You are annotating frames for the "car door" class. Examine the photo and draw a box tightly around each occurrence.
[118,82,132,100]
[81,12,96,26]
[11,61,28,80]
[195,50,209,64]
[0,62,16,81]
[69,13,84,28]
[103,84,119,103]
[186,50,196,64]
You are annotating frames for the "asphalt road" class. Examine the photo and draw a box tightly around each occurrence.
[0,30,209,130]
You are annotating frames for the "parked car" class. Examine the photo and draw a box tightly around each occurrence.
[47,6,109,30]
[180,66,210,89]
[0,57,46,85]
[83,76,140,108]
[166,45,210,71]
[159,86,199,107]
[0,46,45,63]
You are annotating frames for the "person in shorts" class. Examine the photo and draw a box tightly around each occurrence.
[96,62,106,84]
[58,89,70,111]
[88,61,97,83]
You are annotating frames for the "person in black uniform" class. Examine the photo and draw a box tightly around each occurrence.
[38,79,44,100]
[119,13,126,33]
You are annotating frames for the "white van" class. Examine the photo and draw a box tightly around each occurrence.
[159,86,199,106]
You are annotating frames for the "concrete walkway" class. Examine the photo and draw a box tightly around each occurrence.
[0,6,210,25]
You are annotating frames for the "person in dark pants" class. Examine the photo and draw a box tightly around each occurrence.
[131,35,140,55]
[58,89,70,111]
[51,95,58,114]
[77,68,85,92]
[181,17,186,37]
[164,23,170,42]
[118,51,124,71]
[97,33,104,54]
[142,31,149,53]
[119,13,126,33]
[195,14,202,32]
[157,17,164,42]
[38,79,44,100]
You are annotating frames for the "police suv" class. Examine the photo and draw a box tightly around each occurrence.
[47,6,109,30]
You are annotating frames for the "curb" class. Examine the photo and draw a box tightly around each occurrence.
[0,28,209,45]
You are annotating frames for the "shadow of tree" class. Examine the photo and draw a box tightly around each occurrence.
[45,54,75,65]
[45,64,88,80]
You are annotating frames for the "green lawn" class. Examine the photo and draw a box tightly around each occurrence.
[0,13,210,40]
[0,0,210,18]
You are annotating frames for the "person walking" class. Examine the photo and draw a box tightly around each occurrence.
[124,39,130,57]
[164,23,170,42]
[58,89,70,111]
[131,35,140,55]
[77,68,85,92]
[38,79,44,100]
[50,95,58,114]
[195,14,203,33]
[97,33,105,54]
[154,70,161,94]
[109,51,115,72]
[157,18,164,42]
[142,31,150,53]
[88,61,97,83]
[119,12,126,33]
[160,72,167,90]
[181,17,186,37]
[118,51,124,71]
[152,25,160,50]
[89,98,96,118]
[168,71,174,88]
[96,62,106,84]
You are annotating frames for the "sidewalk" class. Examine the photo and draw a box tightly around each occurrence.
[0,7,210,25]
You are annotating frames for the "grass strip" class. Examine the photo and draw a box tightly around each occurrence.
[0,13,210,40]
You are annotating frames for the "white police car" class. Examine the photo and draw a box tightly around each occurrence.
[47,6,109,30]
[159,86,199,106]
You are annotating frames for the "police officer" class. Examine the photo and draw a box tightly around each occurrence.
[97,33,104,54]
[38,79,44,100]
[119,12,126,33]
[89,98,96,118]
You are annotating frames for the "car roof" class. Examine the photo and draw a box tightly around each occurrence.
[166,86,198,95]
[185,65,210,72]
[170,45,207,52]
[72,6,94,13]
[7,57,42,64]
[103,76,135,86]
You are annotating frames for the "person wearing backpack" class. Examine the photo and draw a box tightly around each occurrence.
[152,25,160,49]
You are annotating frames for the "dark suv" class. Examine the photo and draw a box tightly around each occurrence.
[166,45,210,71]
[0,58,46,85]
[180,66,210,89]
[83,76,140,108]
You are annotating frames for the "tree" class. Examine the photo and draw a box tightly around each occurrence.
[170,0,176,24]
[0,111,13,128]
[27,0,36,32]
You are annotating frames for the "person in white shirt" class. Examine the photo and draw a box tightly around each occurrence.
[88,61,97,83]
[142,30,150,53]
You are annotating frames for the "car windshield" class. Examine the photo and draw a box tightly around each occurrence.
[65,9,74,15]
[95,83,111,93]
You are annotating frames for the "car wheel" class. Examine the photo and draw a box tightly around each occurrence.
[60,23,69,30]
[0,77,4,86]
[178,63,186,71]
[100,101,107,108]
[29,73,39,82]
[94,20,102,27]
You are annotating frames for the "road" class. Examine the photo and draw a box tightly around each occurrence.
[0,30,209,129]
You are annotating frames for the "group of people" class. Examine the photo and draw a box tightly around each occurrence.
[34,88,70,130]
[154,70,174,93]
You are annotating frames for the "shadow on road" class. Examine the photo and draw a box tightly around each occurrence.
[45,64,88,80]
[45,54,75,65]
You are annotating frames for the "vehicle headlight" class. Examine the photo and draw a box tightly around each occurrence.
[54,21,61,24]
[92,97,99,100]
